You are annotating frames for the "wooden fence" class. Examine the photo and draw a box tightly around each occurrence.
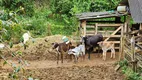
[123,35,142,71]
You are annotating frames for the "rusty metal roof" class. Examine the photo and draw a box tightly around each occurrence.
[76,11,127,20]
[128,0,142,23]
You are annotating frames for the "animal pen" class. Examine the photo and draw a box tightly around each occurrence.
[76,10,142,71]
[76,11,127,60]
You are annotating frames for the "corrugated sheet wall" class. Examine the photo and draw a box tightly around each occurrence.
[129,0,142,23]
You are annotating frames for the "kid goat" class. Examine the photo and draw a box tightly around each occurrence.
[98,41,115,60]
[68,44,85,63]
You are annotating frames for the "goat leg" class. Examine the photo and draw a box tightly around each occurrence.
[103,51,106,61]
[113,49,115,59]
[61,53,63,63]
[69,54,72,61]
[104,52,107,60]
[102,52,105,60]
[88,51,91,60]
[74,55,77,63]
[110,51,113,59]
[83,55,85,61]
[57,53,59,64]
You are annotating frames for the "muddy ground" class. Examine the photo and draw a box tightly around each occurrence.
[0,35,124,80]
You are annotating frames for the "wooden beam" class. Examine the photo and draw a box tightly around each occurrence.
[104,26,122,41]
[86,31,96,34]
[95,23,98,35]
[103,35,121,37]
[86,34,121,37]
[86,31,117,34]
[86,25,95,28]
[87,21,116,23]
[97,24,123,27]
[86,24,123,27]
[98,31,114,33]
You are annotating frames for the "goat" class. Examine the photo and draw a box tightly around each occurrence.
[22,31,34,49]
[82,34,103,59]
[68,44,85,63]
[98,41,115,61]
[0,44,5,49]
[22,31,32,44]
[52,42,72,64]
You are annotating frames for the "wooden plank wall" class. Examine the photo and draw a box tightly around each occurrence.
[84,23,124,50]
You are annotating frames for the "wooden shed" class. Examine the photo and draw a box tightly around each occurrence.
[76,11,127,55]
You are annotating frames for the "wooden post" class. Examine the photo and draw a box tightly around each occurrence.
[95,23,98,35]
[127,15,131,28]
[131,35,137,72]
[122,23,128,59]
[140,23,142,30]
[81,20,86,37]
[119,24,124,61]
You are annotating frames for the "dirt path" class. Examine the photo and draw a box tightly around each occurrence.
[1,53,124,80]
[3,53,119,69]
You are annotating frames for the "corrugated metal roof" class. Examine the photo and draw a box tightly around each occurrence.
[128,0,142,23]
[76,11,126,20]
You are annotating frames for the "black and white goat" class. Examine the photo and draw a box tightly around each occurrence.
[68,44,85,63]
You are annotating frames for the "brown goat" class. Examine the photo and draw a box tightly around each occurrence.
[52,42,72,64]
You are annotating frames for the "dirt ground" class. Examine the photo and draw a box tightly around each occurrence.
[0,35,124,80]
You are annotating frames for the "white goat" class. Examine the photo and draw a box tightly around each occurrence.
[0,44,5,49]
[98,41,115,60]
[22,31,32,44]
[22,31,34,49]
[68,44,85,62]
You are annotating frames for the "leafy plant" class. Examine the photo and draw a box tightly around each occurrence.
[119,60,142,80]
[1,0,34,16]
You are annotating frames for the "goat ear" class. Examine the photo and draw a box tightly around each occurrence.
[51,43,54,45]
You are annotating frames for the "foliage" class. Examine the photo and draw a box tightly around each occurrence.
[50,0,91,16]
[90,0,121,12]
[50,0,122,16]
[118,60,142,80]
[0,20,24,43]
[1,0,34,16]
[118,59,128,67]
